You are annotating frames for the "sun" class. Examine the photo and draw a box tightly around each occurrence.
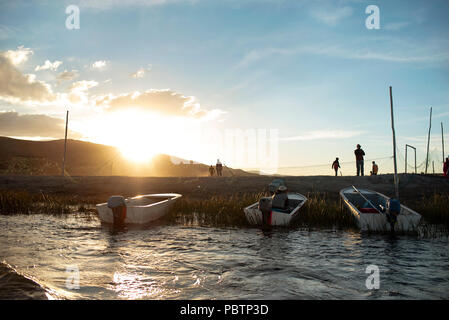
[73,110,205,164]
[119,142,158,163]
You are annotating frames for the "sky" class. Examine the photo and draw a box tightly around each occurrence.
[0,0,448,175]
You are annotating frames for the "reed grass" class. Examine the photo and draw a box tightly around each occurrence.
[1,190,448,236]
[163,191,357,229]
[291,192,357,229]
[163,192,266,227]
[413,193,449,226]
[0,190,98,215]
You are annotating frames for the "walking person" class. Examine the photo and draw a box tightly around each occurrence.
[209,165,215,176]
[371,161,378,175]
[216,159,223,176]
[354,144,365,176]
[331,157,341,176]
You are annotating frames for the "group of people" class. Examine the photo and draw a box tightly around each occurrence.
[209,159,223,176]
[331,144,378,177]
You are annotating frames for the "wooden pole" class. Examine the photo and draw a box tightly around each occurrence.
[432,161,435,174]
[442,122,445,164]
[405,145,407,174]
[389,86,399,199]
[413,148,418,174]
[405,144,417,174]
[425,107,432,174]
[62,110,69,177]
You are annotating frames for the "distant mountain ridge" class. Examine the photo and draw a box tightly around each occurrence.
[0,136,253,177]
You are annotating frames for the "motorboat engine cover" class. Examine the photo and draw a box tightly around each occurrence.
[107,196,127,225]
[258,197,272,212]
[107,196,126,208]
[258,197,272,226]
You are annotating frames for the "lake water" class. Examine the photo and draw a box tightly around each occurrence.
[0,213,448,300]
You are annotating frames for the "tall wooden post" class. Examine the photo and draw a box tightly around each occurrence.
[442,122,445,164]
[405,144,417,174]
[405,145,407,174]
[414,146,417,174]
[62,110,69,177]
[425,107,432,174]
[389,86,399,199]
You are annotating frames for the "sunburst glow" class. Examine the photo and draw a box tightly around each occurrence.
[72,110,203,163]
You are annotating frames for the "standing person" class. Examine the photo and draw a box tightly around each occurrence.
[354,144,365,176]
[444,157,449,177]
[216,159,223,176]
[331,157,341,176]
[371,161,378,175]
[209,165,215,176]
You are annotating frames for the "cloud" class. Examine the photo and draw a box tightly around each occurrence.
[236,38,449,69]
[56,69,79,83]
[384,22,410,31]
[0,25,16,41]
[68,80,98,104]
[2,45,33,65]
[279,130,363,142]
[95,89,224,119]
[130,65,152,78]
[77,0,191,9]
[310,6,353,26]
[0,111,81,138]
[0,54,55,103]
[131,69,146,78]
[35,60,63,71]
[91,60,107,70]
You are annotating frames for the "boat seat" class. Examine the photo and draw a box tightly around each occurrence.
[359,208,379,214]
[272,199,303,214]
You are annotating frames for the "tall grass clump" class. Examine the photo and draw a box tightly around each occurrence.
[291,192,357,229]
[165,191,358,229]
[164,192,267,227]
[414,193,449,226]
[0,190,98,215]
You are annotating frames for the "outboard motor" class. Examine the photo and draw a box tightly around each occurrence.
[386,198,401,232]
[258,197,272,227]
[269,179,286,195]
[107,196,127,226]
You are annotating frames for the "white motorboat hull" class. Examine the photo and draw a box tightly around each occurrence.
[340,187,421,232]
[244,193,307,226]
[96,193,182,224]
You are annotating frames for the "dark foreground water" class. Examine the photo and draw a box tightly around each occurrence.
[0,213,448,300]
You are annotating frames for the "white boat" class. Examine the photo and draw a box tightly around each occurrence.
[244,193,307,227]
[96,193,182,224]
[340,186,421,232]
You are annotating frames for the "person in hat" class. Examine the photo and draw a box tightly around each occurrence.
[354,144,365,176]
[331,157,341,176]
[272,185,289,210]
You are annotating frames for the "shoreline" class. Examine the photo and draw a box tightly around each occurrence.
[0,174,448,206]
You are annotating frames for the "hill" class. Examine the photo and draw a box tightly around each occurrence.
[0,137,253,177]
